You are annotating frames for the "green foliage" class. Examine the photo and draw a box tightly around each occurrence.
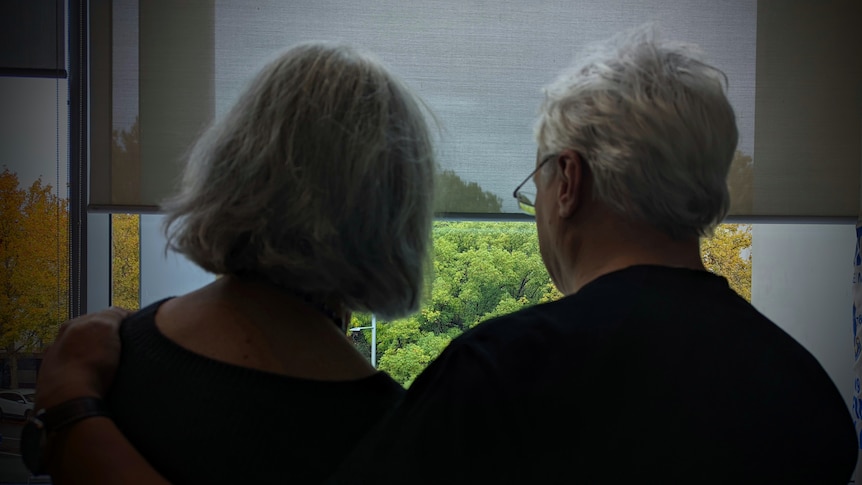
[426,222,553,332]
[377,344,432,388]
[476,293,527,327]
[375,317,421,358]
[378,332,452,387]
[368,221,561,386]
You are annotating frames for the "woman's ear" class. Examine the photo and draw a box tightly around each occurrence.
[556,150,587,218]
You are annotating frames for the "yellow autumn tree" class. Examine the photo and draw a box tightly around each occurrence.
[111,214,141,310]
[0,168,69,386]
[701,224,752,301]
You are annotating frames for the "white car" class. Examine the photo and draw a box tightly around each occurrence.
[0,389,36,422]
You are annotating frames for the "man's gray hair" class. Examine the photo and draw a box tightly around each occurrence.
[162,41,436,319]
[534,25,738,239]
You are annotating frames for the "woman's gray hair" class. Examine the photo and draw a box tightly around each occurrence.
[162,41,436,319]
[534,24,738,239]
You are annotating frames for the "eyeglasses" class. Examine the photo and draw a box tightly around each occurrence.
[512,153,556,216]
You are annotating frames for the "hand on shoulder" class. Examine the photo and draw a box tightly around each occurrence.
[36,307,131,411]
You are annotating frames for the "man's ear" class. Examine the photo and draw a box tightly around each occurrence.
[556,149,587,218]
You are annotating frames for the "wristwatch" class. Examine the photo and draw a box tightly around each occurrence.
[20,397,109,475]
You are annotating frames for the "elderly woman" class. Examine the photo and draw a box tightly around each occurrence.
[27,41,435,483]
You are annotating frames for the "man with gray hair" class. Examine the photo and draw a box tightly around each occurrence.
[330,26,857,483]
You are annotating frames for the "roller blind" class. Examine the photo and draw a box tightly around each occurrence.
[0,0,66,78]
[752,1,862,219]
[89,0,862,220]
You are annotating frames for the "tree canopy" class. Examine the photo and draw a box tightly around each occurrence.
[351,221,561,386]
[0,168,68,385]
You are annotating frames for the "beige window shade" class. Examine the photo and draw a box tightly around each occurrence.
[89,0,862,220]
[751,0,862,219]
[90,0,214,211]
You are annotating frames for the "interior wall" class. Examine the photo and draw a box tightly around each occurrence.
[751,223,856,409]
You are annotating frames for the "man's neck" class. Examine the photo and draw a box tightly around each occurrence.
[558,214,705,295]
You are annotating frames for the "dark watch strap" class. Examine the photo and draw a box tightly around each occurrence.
[36,396,109,433]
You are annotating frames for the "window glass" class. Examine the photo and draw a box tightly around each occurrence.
[0,75,69,482]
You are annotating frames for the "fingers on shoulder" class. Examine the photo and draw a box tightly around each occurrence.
[106,306,133,319]
[58,307,131,338]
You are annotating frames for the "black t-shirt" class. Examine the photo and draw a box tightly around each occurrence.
[106,298,405,484]
[330,265,857,484]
